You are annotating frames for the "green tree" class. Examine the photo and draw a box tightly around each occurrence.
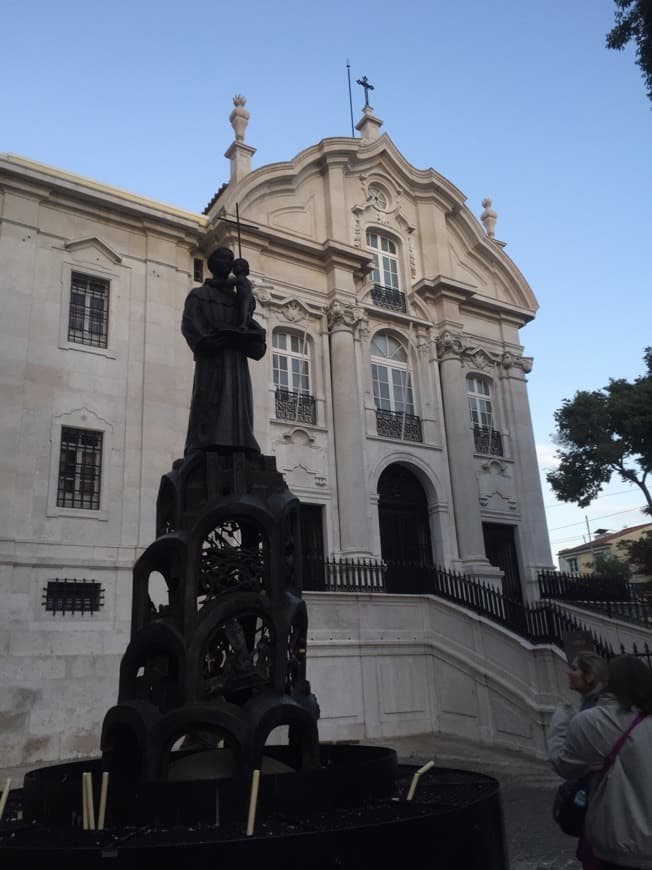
[617,530,652,574]
[547,348,652,514]
[606,1,652,103]
[589,551,631,578]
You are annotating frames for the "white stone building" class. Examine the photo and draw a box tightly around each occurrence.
[0,100,556,767]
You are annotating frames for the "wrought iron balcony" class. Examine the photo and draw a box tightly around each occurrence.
[275,388,316,425]
[376,409,422,442]
[472,425,504,456]
[370,283,407,313]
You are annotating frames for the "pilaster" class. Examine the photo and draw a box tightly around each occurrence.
[436,331,496,578]
[500,353,554,593]
[327,300,372,557]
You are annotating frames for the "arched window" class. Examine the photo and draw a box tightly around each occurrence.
[366,230,406,313]
[272,330,315,424]
[466,375,503,456]
[370,332,421,442]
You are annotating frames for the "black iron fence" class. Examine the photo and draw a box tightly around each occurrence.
[472,425,504,457]
[375,409,423,442]
[537,569,652,628]
[538,569,630,602]
[370,283,407,313]
[622,640,652,667]
[566,599,652,628]
[303,557,649,661]
[275,389,316,425]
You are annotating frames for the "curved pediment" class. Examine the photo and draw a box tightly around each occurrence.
[210,131,538,316]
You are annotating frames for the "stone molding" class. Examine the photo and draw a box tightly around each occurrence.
[436,330,531,373]
[326,299,366,335]
[351,173,416,278]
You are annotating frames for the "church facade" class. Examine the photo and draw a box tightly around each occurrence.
[0,100,554,766]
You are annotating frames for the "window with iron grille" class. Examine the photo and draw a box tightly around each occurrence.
[193,258,204,282]
[366,231,406,312]
[467,375,504,456]
[43,579,104,615]
[272,330,316,424]
[371,332,422,441]
[56,427,103,510]
[68,272,109,348]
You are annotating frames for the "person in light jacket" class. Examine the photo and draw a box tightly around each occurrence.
[548,655,652,870]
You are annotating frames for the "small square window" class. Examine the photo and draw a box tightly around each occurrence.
[43,579,104,615]
[68,272,109,348]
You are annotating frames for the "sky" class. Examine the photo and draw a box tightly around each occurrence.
[3,0,651,563]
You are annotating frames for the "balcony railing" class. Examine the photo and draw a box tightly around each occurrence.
[376,409,422,442]
[370,284,407,313]
[275,389,316,425]
[472,425,503,456]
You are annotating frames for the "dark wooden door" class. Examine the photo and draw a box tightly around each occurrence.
[378,465,433,593]
[300,503,325,591]
[482,522,524,629]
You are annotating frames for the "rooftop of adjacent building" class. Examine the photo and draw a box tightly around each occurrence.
[558,521,652,558]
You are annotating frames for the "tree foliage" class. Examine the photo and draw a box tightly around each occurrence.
[589,551,631,579]
[617,530,652,574]
[547,348,652,514]
[606,0,652,103]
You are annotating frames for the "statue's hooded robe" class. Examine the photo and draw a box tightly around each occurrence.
[182,279,266,454]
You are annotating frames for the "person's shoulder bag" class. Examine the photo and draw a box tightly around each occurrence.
[553,711,643,837]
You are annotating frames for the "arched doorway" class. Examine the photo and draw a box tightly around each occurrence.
[377,464,433,593]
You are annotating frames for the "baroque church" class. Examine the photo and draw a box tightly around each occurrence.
[0,97,558,768]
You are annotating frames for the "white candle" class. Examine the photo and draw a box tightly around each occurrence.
[84,772,96,830]
[406,760,435,801]
[0,778,12,821]
[97,771,110,830]
[246,769,261,836]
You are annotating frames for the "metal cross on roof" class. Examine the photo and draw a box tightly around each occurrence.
[356,75,375,108]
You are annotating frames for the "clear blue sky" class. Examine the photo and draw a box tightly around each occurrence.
[3,0,651,561]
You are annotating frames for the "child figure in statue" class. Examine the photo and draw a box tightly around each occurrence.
[232,256,255,330]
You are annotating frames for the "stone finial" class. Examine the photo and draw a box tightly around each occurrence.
[230,94,250,142]
[480,198,497,239]
[355,106,383,144]
[226,95,256,183]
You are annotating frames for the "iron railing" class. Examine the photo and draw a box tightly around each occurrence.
[621,640,652,667]
[537,570,651,628]
[275,389,316,425]
[538,569,630,602]
[375,409,423,442]
[370,283,407,313]
[302,557,648,660]
[573,600,652,628]
[472,425,504,456]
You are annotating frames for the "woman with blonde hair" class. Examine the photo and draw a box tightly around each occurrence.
[568,652,609,710]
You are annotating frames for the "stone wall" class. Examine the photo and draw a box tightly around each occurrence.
[0,592,572,768]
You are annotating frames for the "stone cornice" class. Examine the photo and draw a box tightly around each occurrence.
[0,154,206,232]
[435,330,532,374]
[206,212,372,278]
[414,275,477,305]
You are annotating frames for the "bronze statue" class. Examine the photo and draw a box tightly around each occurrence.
[182,247,266,454]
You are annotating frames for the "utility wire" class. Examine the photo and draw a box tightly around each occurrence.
[544,488,638,509]
[549,505,646,532]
